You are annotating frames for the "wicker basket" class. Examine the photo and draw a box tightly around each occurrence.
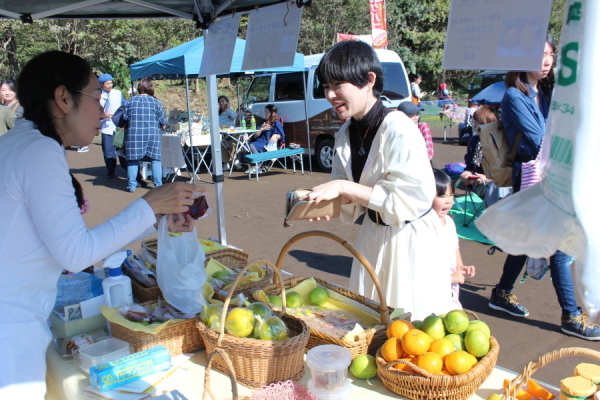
[267,230,394,360]
[503,347,600,399]
[110,315,204,357]
[132,241,251,302]
[212,260,275,302]
[123,267,162,303]
[141,239,249,268]
[376,310,500,400]
[203,347,251,400]
[196,261,310,389]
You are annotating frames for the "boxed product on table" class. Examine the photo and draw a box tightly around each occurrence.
[90,345,171,392]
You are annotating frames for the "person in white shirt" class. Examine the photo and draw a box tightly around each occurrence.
[0,50,205,398]
[98,73,125,178]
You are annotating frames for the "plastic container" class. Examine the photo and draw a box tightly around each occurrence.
[306,345,352,396]
[307,378,351,400]
[73,337,131,373]
[102,250,133,307]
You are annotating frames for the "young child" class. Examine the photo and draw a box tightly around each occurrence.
[432,169,476,308]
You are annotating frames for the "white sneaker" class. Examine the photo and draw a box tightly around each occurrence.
[78,146,89,153]
[222,163,230,171]
[245,166,259,174]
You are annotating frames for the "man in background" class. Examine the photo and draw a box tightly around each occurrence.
[99,74,125,178]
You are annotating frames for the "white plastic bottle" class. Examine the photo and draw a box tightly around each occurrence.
[102,250,134,308]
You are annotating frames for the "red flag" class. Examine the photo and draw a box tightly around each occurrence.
[337,33,373,44]
[369,0,388,48]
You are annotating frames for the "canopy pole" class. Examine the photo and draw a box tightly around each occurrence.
[236,78,241,125]
[302,72,312,173]
[185,77,196,183]
[207,73,228,245]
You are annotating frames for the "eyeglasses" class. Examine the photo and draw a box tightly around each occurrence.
[76,90,104,112]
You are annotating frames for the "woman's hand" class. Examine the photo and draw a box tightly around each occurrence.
[308,180,346,204]
[142,182,206,215]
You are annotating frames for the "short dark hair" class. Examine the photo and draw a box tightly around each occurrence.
[505,36,556,97]
[411,73,423,82]
[433,168,453,196]
[316,41,383,97]
[1,79,17,94]
[138,78,155,96]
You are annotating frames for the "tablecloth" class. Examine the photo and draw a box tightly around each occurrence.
[45,343,541,400]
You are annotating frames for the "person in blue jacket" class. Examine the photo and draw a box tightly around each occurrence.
[246,104,284,174]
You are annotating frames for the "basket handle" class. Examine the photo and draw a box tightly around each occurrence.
[217,259,287,347]
[203,347,239,400]
[384,358,435,378]
[504,347,600,399]
[275,230,389,326]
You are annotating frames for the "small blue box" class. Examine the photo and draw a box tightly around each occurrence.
[90,345,171,392]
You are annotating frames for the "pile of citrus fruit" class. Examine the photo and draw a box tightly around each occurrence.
[379,310,492,376]
[199,301,290,341]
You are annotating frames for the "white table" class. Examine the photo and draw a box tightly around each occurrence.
[45,344,551,400]
[220,129,256,177]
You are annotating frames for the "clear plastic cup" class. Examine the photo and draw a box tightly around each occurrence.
[306,345,351,395]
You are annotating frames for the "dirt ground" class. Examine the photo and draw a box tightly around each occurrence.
[72,124,599,387]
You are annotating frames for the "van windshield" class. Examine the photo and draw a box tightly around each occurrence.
[381,62,410,100]
[312,61,409,101]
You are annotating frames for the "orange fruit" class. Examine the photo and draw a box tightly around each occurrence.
[393,357,416,373]
[381,337,404,362]
[444,350,476,375]
[387,320,415,339]
[402,329,432,357]
[503,379,535,400]
[525,379,555,400]
[428,338,455,361]
[415,352,443,375]
[438,368,452,375]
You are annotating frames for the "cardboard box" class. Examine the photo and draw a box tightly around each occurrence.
[90,346,171,392]
[50,312,107,338]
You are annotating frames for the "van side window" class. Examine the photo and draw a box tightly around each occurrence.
[275,72,305,101]
[246,75,271,102]
[313,76,325,99]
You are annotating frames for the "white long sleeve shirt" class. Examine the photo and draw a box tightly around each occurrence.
[0,119,156,395]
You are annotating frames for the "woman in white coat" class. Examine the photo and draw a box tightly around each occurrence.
[307,41,453,320]
[0,51,204,398]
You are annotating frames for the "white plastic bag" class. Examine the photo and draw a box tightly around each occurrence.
[156,216,208,317]
[476,0,599,320]
[264,141,278,152]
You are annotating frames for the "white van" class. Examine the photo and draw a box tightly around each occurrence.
[242,49,412,172]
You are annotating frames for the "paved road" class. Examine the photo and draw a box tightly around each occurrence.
[72,127,599,388]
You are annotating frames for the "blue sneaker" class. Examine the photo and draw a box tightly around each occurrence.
[488,288,530,317]
[561,308,600,341]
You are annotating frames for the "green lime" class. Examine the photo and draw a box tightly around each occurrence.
[247,302,274,320]
[213,270,231,280]
[257,316,289,340]
[268,295,283,307]
[350,354,377,379]
[286,292,304,308]
[308,287,329,306]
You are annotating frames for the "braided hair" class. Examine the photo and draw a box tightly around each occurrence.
[18,51,92,209]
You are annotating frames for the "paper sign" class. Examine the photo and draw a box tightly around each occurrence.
[443,0,552,70]
[80,295,105,318]
[242,1,302,71]
[199,15,241,77]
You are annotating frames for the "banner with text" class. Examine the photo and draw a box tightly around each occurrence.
[337,33,373,44]
[369,0,388,48]
[443,0,552,70]
[199,15,241,77]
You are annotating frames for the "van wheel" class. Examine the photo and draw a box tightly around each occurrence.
[316,139,334,172]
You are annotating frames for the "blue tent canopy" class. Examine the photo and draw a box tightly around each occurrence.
[471,81,507,106]
[130,36,305,81]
